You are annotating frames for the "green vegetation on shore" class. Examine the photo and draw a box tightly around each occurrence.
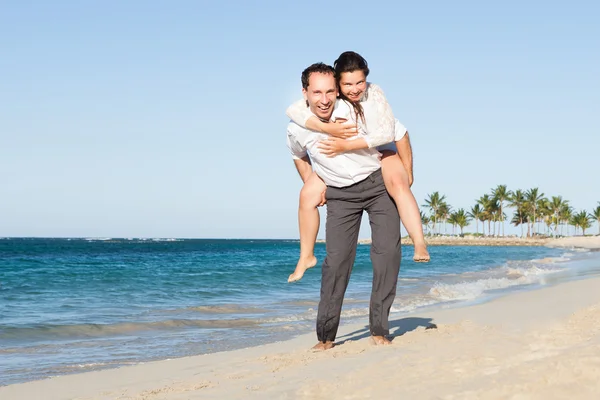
[421,186,600,238]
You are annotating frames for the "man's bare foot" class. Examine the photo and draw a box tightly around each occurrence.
[288,255,317,283]
[413,243,430,262]
[311,341,334,351]
[371,335,392,345]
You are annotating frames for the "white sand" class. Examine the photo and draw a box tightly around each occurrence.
[546,235,600,249]
[3,274,600,400]
[3,235,600,399]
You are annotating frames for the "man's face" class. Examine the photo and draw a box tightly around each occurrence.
[302,72,337,121]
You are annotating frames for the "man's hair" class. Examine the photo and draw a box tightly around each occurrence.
[301,62,335,90]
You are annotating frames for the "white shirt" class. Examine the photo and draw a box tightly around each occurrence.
[286,122,382,188]
[286,83,406,146]
[331,99,407,142]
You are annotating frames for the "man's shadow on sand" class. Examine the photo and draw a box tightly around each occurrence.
[335,317,437,344]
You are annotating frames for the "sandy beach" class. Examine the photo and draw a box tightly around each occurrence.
[319,235,551,247]
[2,237,600,400]
[391,235,550,246]
[361,235,600,247]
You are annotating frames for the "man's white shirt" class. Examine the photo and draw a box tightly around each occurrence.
[286,122,382,188]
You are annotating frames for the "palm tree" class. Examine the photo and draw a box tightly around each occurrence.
[580,211,592,236]
[508,189,526,237]
[561,205,574,236]
[592,203,600,235]
[437,202,452,235]
[423,192,446,235]
[453,208,471,236]
[468,204,484,235]
[537,197,550,236]
[571,210,592,236]
[492,185,510,237]
[488,197,502,236]
[447,212,458,235]
[526,188,545,236]
[511,211,529,236]
[537,199,552,236]
[485,196,500,236]
[549,196,568,237]
[421,211,432,236]
[477,195,493,236]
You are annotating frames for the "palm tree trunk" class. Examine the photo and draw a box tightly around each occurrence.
[520,219,524,238]
[500,204,504,236]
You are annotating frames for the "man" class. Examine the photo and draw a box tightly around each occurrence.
[286,63,402,349]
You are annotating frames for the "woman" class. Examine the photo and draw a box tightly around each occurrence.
[287,51,429,283]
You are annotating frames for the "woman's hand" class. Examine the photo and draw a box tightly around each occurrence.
[320,120,358,139]
[317,137,350,157]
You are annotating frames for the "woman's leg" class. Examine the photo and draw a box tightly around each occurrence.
[380,151,430,262]
[289,172,327,282]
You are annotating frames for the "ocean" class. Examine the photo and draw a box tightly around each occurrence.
[1,237,599,386]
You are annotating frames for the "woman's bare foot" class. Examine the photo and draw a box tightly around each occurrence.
[371,335,392,345]
[312,341,334,351]
[413,242,430,262]
[288,255,317,283]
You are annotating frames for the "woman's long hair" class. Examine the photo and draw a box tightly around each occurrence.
[334,51,370,124]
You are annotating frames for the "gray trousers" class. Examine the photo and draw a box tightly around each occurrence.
[316,169,401,342]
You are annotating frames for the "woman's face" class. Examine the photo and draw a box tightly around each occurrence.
[338,70,367,102]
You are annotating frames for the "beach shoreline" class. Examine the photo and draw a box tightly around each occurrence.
[3,272,600,399]
[2,237,600,399]
[320,235,600,247]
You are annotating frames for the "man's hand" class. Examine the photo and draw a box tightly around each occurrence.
[320,120,358,139]
[317,137,349,157]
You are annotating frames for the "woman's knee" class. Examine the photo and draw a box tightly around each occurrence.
[385,173,410,195]
[382,157,409,193]
[299,184,324,208]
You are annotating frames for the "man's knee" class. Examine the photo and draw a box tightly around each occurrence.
[372,239,400,258]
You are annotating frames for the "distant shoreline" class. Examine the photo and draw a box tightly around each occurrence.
[317,235,600,249]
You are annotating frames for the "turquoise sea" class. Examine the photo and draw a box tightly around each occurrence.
[2,237,600,386]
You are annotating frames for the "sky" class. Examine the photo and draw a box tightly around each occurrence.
[1,0,599,238]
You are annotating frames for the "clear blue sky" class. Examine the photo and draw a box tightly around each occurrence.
[1,1,599,238]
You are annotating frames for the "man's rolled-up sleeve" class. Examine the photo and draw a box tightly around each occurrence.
[286,126,308,160]
[394,119,407,141]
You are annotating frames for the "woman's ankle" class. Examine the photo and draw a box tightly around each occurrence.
[412,238,427,247]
